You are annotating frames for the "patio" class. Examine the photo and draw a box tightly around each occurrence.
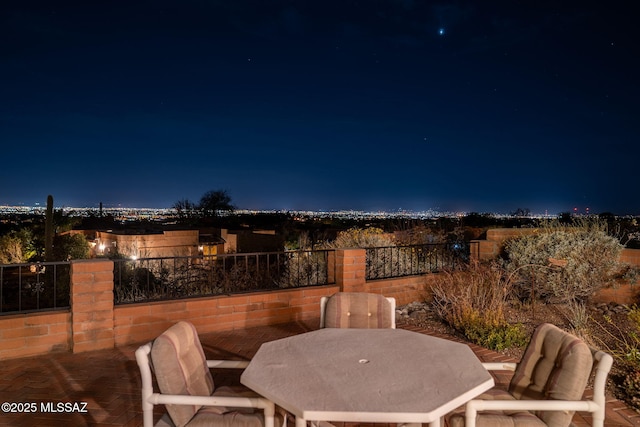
[0,319,639,427]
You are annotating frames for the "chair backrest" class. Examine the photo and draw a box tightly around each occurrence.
[320,292,396,329]
[150,321,215,427]
[509,323,594,427]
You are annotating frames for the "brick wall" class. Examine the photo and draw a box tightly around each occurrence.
[112,285,340,346]
[335,248,366,292]
[472,228,540,261]
[110,247,428,346]
[70,259,114,353]
[620,248,640,266]
[1,249,427,359]
[359,275,428,306]
[7,244,634,360]
[0,311,71,360]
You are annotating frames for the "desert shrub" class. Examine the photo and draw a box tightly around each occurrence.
[393,225,447,245]
[324,227,422,278]
[590,306,640,411]
[469,323,528,351]
[616,306,640,410]
[622,307,640,411]
[629,305,640,327]
[504,220,623,303]
[622,370,640,411]
[430,261,527,350]
[52,233,90,260]
[325,227,395,248]
[564,300,592,341]
[0,234,24,264]
[0,229,36,264]
[279,250,328,288]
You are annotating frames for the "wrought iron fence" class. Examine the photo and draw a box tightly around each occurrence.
[365,242,476,280]
[0,261,71,315]
[114,249,334,304]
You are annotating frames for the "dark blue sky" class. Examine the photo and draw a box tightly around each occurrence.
[2,1,639,214]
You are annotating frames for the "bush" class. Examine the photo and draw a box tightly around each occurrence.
[504,220,623,303]
[325,227,395,248]
[430,261,527,350]
[467,323,528,351]
[622,369,640,411]
[590,306,640,411]
[622,306,640,411]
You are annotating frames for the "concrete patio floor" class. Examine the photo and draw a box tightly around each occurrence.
[1,319,639,427]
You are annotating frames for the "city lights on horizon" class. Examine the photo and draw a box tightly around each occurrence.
[0,203,634,220]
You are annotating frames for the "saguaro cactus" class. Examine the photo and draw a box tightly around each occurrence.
[45,194,54,261]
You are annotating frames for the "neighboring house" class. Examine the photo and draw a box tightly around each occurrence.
[94,229,203,259]
[221,228,284,253]
[90,227,282,259]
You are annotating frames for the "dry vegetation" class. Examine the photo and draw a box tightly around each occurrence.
[401,298,639,412]
[406,220,640,412]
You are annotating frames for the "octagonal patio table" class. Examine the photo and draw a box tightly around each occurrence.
[240,328,494,427]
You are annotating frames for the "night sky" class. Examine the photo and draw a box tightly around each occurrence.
[2,1,639,215]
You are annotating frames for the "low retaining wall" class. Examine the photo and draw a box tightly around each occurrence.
[0,249,429,360]
[113,285,340,346]
[4,242,634,361]
[0,311,71,360]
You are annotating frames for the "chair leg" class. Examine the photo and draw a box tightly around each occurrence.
[140,387,154,427]
[465,406,477,427]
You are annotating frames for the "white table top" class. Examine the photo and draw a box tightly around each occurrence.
[241,328,494,425]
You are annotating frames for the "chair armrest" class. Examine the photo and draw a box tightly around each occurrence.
[481,362,517,371]
[467,398,599,412]
[149,392,275,412]
[464,398,601,427]
[207,359,250,369]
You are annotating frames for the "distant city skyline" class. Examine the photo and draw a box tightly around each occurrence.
[0,203,622,219]
[0,198,627,216]
[2,1,639,215]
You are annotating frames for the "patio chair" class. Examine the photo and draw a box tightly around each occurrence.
[319,292,396,329]
[448,322,614,427]
[135,320,280,427]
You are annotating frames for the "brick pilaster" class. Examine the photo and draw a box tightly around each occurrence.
[335,248,366,293]
[70,259,115,353]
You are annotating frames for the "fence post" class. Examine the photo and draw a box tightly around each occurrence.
[335,248,366,293]
[70,259,115,353]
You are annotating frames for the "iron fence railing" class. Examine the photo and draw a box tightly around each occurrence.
[365,242,476,280]
[0,243,476,311]
[114,249,334,304]
[0,261,71,315]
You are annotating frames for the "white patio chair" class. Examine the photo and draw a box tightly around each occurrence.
[135,320,280,427]
[448,322,613,427]
[319,292,396,329]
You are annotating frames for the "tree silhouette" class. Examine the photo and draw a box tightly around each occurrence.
[198,190,235,218]
[173,198,198,219]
